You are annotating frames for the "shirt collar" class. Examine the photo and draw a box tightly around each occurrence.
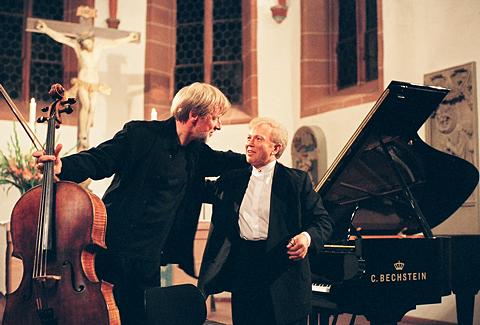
[252,160,276,177]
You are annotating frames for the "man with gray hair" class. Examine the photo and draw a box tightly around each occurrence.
[199,117,333,325]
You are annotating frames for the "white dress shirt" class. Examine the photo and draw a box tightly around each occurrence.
[238,160,276,240]
[238,160,312,246]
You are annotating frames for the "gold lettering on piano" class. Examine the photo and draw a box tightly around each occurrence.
[370,260,428,283]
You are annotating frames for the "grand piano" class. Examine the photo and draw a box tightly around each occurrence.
[309,81,479,325]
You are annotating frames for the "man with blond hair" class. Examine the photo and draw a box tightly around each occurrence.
[198,117,333,325]
[34,82,246,324]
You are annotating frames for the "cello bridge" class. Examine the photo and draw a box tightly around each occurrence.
[34,275,62,287]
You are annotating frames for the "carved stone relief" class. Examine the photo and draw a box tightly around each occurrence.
[424,62,479,233]
[425,62,478,206]
[291,126,327,187]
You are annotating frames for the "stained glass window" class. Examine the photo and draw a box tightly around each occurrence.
[175,0,204,91]
[0,0,25,100]
[0,0,64,103]
[30,0,64,101]
[336,0,378,89]
[175,0,242,105]
[365,0,378,82]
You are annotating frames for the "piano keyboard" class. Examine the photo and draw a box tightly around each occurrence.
[312,283,331,293]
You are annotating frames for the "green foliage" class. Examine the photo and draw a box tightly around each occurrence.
[0,125,42,194]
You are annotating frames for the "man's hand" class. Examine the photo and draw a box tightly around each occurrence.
[286,232,310,261]
[33,143,63,176]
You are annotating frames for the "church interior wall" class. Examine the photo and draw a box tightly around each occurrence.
[84,0,148,196]
[94,0,148,131]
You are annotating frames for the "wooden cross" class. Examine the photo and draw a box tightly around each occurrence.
[26,6,140,42]
[25,5,140,157]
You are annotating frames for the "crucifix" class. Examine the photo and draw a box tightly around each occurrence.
[26,6,140,153]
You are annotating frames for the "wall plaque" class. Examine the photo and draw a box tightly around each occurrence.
[424,62,479,233]
[291,126,327,187]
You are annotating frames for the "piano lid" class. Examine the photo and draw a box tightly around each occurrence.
[316,81,479,238]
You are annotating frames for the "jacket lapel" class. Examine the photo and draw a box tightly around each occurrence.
[266,163,290,251]
[230,167,252,222]
[227,167,252,238]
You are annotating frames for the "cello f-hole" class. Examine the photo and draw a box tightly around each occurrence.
[62,260,86,293]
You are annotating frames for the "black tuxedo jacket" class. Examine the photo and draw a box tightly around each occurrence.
[198,162,333,323]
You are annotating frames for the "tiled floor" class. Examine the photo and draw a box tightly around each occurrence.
[0,293,450,325]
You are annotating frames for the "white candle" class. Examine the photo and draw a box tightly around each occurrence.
[151,107,157,121]
[29,97,37,129]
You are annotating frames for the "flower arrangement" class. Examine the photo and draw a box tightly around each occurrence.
[0,125,42,194]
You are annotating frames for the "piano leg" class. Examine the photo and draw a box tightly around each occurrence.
[307,312,331,325]
[320,314,330,325]
[332,314,339,325]
[455,291,476,325]
[308,312,319,325]
[348,314,356,325]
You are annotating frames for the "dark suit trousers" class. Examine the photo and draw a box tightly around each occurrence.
[230,239,307,325]
[96,251,161,325]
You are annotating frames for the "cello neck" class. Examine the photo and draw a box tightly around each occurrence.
[37,110,57,252]
[33,84,74,276]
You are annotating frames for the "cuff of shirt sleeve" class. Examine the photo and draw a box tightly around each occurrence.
[301,231,311,247]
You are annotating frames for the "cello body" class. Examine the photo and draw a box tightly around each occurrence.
[2,84,120,324]
[3,182,120,325]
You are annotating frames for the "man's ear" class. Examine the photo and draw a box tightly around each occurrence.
[272,144,282,156]
[189,111,199,125]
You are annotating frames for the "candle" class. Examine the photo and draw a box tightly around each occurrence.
[151,107,157,121]
[29,97,37,129]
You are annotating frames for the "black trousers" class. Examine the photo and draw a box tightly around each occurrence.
[231,288,307,325]
[230,239,307,325]
[96,251,161,325]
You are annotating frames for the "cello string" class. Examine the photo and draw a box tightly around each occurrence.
[43,113,56,277]
[33,169,45,278]
[34,112,55,278]
[40,112,57,277]
[34,170,48,278]
[41,123,54,277]
[42,163,52,277]
[34,116,52,278]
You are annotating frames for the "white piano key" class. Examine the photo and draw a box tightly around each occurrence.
[312,283,331,293]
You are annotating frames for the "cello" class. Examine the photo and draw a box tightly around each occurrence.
[2,84,120,324]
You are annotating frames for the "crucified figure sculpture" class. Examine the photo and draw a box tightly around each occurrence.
[34,19,139,152]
